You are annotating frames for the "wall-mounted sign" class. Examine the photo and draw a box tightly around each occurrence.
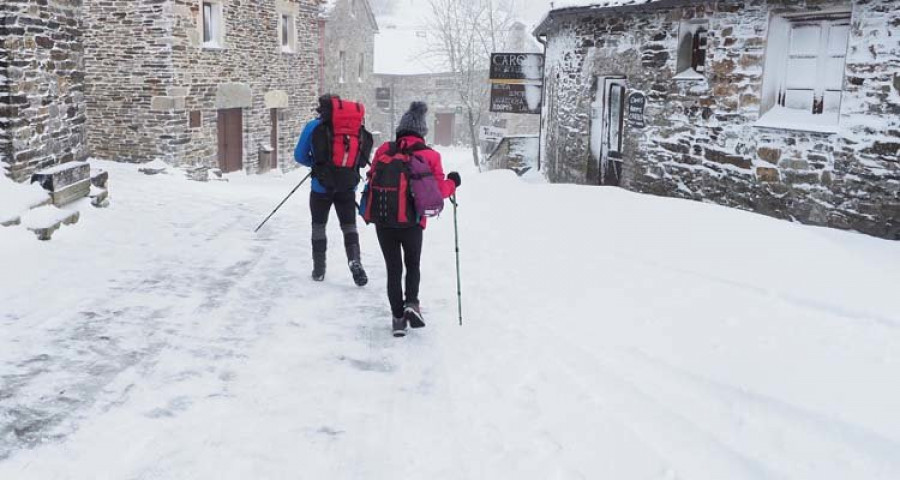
[375,87,391,109]
[490,53,545,81]
[479,125,507,142]
[490,83,542,115]
[627,91,646,128]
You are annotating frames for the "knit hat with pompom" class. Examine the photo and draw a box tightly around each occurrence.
[396,101,429,138]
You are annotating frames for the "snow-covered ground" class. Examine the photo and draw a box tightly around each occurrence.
[2,148,899,479]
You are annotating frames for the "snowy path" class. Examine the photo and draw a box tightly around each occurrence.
[2,150,900,479]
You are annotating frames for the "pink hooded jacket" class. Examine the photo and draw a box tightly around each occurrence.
[369,135,456,228]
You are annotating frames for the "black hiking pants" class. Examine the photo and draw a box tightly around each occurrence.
[310,190,360,261]
[376,226,423,319]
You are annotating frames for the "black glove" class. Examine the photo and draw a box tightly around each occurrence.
[447,172,461,187]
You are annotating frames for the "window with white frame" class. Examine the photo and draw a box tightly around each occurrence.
[339,51,346,84]
[674,20,709,80]
[201,1,225,48]
[759,11,851,130]
[279,13,296,53]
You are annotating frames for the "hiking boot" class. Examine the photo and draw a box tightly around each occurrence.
[349,260,368,287]
[392,317,407,338]
[404,303,425,329]
[312,252,326,282]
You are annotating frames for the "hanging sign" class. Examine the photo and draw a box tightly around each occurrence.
[479,125,507,142]
[627,91,646,128]
[490,83,542,115]
[490,53,545,81]
[375,87,391,109]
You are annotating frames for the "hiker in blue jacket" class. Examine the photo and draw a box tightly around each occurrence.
[294,94,368,286]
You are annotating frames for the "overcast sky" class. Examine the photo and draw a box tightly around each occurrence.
[374,0,559,28]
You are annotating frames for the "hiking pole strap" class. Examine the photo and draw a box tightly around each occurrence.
[254,171,312,233]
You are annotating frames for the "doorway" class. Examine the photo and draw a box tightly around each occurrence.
[434,113,455,146]
[217,108,243,172]
[589,76,626,186]
[270,108,280,170]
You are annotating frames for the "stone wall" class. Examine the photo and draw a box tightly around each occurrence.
[321,0,377,111]
[84,0,320,171]
[2,0,87,182]
[83,0,177,164]
[1,2,10,171]
[540,0,900,239]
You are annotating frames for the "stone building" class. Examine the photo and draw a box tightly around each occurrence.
[369,21,470,146]
[83,0,321,173]
[319,0,379,109]
[535,0,900,239]
[1,0,87,182]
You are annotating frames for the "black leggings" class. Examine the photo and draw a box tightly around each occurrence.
[376,226,423,319]
[310,190,359,257]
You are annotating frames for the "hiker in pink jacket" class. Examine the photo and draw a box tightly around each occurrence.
[360,102,460,337]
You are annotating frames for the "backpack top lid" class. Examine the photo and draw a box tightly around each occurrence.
[331,98,364,136]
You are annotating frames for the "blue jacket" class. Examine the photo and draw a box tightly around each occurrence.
[294,118,359,194]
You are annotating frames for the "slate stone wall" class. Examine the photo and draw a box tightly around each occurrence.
[2,0,87,182]
[540,0,900,239]
[321,0,377,111]
[84,0,320,171]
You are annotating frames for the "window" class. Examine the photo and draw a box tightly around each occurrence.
[280,13,296,53]
[358,53,365,82]
[339,51,346,84]
[759,12,850,131]
[201,1,224,48]
[350,0,357,17]
[675,20,708,80]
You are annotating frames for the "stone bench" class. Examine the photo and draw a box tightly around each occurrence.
[31,162,91,207]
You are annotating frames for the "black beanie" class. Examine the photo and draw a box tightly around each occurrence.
[396,101,429,138]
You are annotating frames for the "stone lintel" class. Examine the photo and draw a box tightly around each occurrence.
[216,83,253,109]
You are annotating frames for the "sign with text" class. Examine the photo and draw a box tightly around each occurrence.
[490,53,545,81]
[479,125,507,142]
[375,87,391,109]
[627,91,646,128]
[490,83,543,114]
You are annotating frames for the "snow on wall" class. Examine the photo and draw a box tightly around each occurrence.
[540,0,900,239]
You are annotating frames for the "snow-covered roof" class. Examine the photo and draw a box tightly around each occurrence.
[373,27,451,76]
[319,0,379,30]
[534,0,690,36]
[373,4,451,76]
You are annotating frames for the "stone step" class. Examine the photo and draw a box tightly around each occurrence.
[23,206,80,241]
[90,186,110,208]
[1,215,21,227]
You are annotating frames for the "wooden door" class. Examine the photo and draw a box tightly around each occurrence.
[434,113,454,146]
[589,77,625,186]
[217,108,243,172]
[270,108,279,169]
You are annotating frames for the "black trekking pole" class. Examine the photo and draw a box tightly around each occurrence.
[451,194,463,326]
[254,171,312,233]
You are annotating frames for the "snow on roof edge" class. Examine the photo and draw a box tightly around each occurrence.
[533,0,698,37]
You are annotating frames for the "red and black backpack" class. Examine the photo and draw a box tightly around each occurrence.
[362,142,434,228]
[311,98,374,191]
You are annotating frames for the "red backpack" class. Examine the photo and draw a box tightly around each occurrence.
[311,98,374,190]
[362,142,443,228]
